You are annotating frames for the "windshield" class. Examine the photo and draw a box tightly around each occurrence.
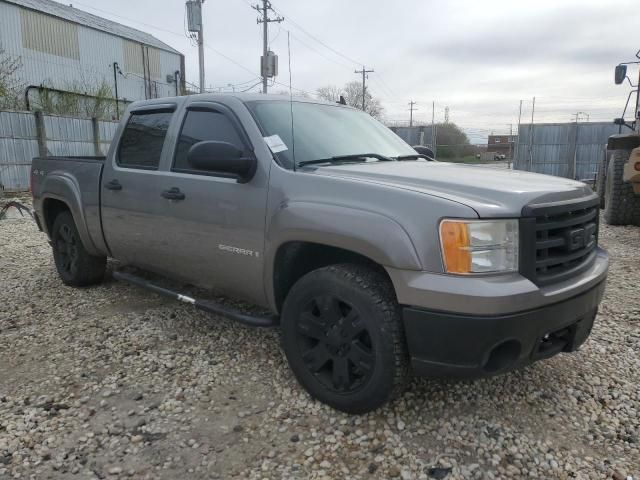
[246,100,416,169]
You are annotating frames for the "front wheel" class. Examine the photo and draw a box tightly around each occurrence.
[603,149,640,226]
[280,264,408,414]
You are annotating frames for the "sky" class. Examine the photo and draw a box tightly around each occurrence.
[65,0,640,143]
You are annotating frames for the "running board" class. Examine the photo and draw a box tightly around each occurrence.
[113,271,279,328]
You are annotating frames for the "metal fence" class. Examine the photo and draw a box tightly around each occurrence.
[389,125,436,149]
[0,110,118,191]
[514,122,619,181]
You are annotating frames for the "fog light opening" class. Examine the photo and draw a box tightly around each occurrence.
[484,340,521,373]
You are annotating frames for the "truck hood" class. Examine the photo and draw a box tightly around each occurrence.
[309,161,594,217]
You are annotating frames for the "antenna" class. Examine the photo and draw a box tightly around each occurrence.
[287,30,296,171]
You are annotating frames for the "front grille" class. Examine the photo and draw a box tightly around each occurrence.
[520,196,599,285]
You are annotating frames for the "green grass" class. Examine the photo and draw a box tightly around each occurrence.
[440,155,486,164]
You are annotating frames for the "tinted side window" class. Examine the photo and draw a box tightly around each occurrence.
[173,110,245,172]
[118,111,172,169]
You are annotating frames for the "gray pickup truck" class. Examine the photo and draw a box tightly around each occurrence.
[31,94,609,413]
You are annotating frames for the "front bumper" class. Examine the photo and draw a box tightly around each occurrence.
[403,279,606,378]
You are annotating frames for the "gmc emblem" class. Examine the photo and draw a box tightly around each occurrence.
[565,224,596,251]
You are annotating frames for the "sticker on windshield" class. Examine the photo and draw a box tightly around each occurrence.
[264,134,288,153]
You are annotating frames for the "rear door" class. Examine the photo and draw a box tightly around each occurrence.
[150,101,269,304]
[100,104,176,270]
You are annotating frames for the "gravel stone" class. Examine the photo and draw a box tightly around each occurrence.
[0,199,638,479]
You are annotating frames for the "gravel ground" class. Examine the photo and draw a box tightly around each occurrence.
[0,200,639,480]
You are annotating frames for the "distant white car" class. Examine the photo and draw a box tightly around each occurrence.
[493,154,506,161]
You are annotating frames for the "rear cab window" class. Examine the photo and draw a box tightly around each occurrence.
[117,111,173,170]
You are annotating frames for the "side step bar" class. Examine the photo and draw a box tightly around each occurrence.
[113,271,279,328]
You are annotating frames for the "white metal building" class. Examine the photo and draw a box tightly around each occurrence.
[0,0,185,107]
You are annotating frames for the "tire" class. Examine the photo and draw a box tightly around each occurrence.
[596,156,607,209]
[51,211,106,286]
[603,149,640,226]
[280,264,408,414]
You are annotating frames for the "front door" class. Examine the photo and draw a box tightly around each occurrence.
[149,103,269,305]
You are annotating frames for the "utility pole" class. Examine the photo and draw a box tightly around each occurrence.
[514,99,522,169]
[528,96,536,171]
[112,62,120,120]
[408,101,418,127]
[354,66,374,111]
[198,0,205,93]
[572,111,589,122]
[254,0,283,94]
[508,123,513,167]
[431,100,436,155]
[186,0,205,93]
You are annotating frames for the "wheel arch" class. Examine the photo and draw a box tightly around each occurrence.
[607,133,640,151]
[264,202,422,313]
[41,190,100,256]
[270,241,396,313]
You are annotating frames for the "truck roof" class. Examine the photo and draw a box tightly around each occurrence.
[126,93,348,110]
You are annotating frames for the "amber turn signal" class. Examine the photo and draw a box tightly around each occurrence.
[439,221,471,274]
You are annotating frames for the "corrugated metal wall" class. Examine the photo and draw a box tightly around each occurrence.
[0,1,182,104]
[0,110,118,191]
[0,111,39,191]
[514,122,620,181]
[389,125,436,147]
[45,115,94,156]
[98,120,118,154]
[20,8,80,60]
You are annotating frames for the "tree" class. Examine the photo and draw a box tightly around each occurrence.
[0,47,24,110]
[434,122,473,158]
[316,81,384,119]
[316,85,343,103]
[33,79,118,120]
[276,89,310,98]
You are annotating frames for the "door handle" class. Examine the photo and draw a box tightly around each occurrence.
[161,187,186,201]
[105,179,122,191]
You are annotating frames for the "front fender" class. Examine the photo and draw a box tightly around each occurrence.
[264,201,422,309]
[38,172,102,256]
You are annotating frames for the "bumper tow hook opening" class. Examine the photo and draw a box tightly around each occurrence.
[483,340,522,373]
[535,326,573,359]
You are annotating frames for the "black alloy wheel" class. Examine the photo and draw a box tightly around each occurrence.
[281,264,408,414]
[51,211,106,286]
[55,222,79,276]
[296,294,374,394]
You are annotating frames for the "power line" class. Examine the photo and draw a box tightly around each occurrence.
[268,3,363,66]
[375,73,398,99]
[288,32,354,71]
[72,1,259,84]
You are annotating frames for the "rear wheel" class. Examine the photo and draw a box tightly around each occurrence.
[281,264,408,414]
[604,149,640,226]
[52,211,106,286]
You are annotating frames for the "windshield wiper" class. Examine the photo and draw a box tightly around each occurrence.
[298,153,395,167]
[395,154,434,161]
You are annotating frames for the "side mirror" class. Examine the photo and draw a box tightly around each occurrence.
[613,117,626,125]
[615,64,627,85]
[187,141,256,182]
[412,145,435,158]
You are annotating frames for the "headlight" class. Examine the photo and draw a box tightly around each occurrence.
[439,219,519,274]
